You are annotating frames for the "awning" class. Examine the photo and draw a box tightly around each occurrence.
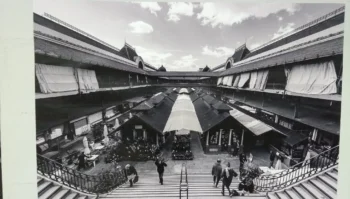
[126,96,146,104]
[229,108,277,136]
[176,129,190,135]
[163,94,203,133]
[283,132,308,147]
[179,88,189,94]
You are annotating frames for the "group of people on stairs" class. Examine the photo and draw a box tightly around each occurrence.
[211,152,263,197]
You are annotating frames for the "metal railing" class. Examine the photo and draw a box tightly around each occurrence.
[37,154,127,194]
[254,145,339,192]
[179,163,188,199]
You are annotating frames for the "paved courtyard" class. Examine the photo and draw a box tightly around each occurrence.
[83,133,270,176]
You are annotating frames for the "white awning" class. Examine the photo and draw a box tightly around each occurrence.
[163,94,203,133]
[179,88,189,94]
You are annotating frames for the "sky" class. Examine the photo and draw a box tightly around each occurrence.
[33,1,343,71]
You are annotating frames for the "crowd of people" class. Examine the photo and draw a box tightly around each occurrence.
[212,151,263,197]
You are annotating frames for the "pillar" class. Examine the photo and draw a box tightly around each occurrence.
[133,130,136,140]
[241,129,245,146]
[162,135,165,143]
[206,131,210,146]
[156,133,159,146]
[228,129,233,153]
[143,129,147,140]
[218,129,223,146]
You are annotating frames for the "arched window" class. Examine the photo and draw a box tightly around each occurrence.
[226,61,231,69]
[138,61,144,69]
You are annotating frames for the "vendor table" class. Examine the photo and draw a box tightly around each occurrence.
[86,155,99,167]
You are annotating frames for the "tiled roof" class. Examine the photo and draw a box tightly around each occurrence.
[193,98,231,132]
[221,33,343,76]
[136,97,175,133]
[35,36,147,75]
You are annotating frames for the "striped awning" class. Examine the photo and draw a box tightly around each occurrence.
[229,108,276,136]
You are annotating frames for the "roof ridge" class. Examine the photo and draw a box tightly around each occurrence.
[232,31,343,69]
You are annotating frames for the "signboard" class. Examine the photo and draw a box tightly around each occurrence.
[209,148,218,152]
[135,125,143,129]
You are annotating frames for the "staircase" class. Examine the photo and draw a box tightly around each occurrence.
[266,166,338,199]
[37,175,97,199]
[99,173,266,199]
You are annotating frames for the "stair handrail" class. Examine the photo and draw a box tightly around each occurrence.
[179,163,189,199]
[37,154,127,194]
[254,145,339,192]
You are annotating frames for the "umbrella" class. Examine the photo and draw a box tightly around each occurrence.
[83,136,90,155]
[114,118,120,128]
[104,125,109,143]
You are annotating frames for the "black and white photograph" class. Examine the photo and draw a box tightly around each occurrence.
[33,1,344,199]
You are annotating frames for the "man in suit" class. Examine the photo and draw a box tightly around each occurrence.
[221,162,238,196]
[155,157,167,185]
[211,159,222,187]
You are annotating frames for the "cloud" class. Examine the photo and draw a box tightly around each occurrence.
[166,55,198,71]
[202,46,235,58]
[134,2,162,16]
[197,2,300,27]
[278,16,283,21]
[134,46,172,66]
[272,22,295,39]
[128,21,154,34]
[167,2,195,22]
[249,42,263,50]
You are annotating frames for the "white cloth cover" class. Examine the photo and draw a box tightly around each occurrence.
[217,77,223,85]
[254,70,269,90]
[83,137,89,148]
[163,94,202,133]
[114,118,120,129]
[222,76,229,85]
[103,125,109,143]
[249,71,258,89]
[226,76,234,87]
[88,112,103,124]
[238,73,250,88]
[275,159,282,170]
[50,125,64,139]
[75,68,99,92]
[285,61,338,94]
[233,75,240,87]
[35,64,79,93]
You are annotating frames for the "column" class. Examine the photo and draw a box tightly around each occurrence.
[133,130,136,140]
[143,129,147,140]
[206,131,210,146]
[228,129,233,146]
[241,129,245,146]
[218,129,222,146]
[156,133,159,146]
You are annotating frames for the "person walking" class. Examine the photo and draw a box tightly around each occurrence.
[239,150,247,176]
[221,162,237,196]
[155,157,167,185]
[211,159,222,187]
[125,164,138,187]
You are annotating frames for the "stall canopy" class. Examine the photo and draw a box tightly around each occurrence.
[283,132,308,147]
[179,88,189,94]
[176,129,191,135]
[229,108,280,136]
[163,94,203,133]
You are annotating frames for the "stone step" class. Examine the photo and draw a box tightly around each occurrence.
[266,193,278,199]
[292,186,316,199]
[39,185,61,199]
[300,182,324,199]
[65,192,79,199]
[38,181,53,196]
[51,189,70,199]
[325,171,338,181]
[317,175,337,191]
[285,189,302,199]
[275,191,290,199]
[309,179,336,199]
